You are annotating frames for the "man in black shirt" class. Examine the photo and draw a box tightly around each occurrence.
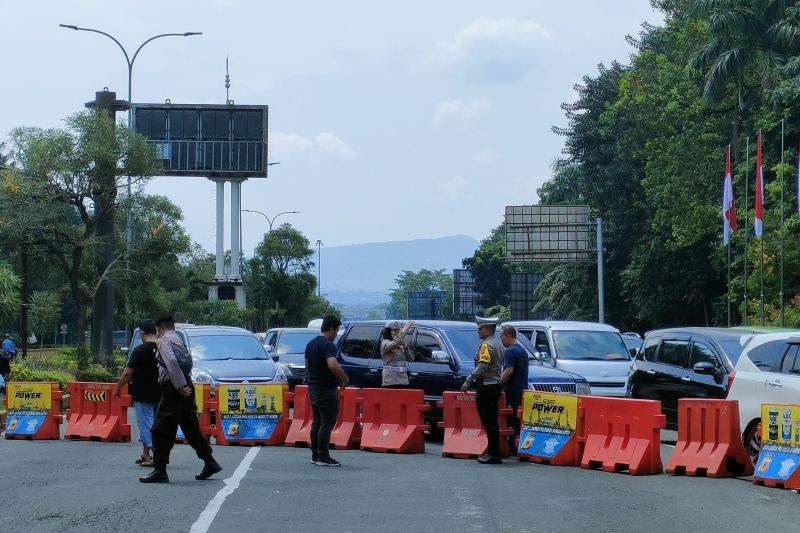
[305,315,348,466]
[114,320,161,467]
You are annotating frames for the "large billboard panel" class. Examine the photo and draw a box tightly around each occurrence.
[505,205,592,263]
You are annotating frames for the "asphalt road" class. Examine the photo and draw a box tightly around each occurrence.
[1,424,798,533]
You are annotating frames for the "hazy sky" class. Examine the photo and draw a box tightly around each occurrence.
[2,1,661,252]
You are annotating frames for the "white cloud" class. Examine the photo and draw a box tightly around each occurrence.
[432,98,491,125]
[439,17,553,83]
[271,131,355,161]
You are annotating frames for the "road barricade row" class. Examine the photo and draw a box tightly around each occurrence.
[4,382,62,440]
[65,382,131,442]
[437,391,513,459]
[359,388,430,453]
[284,386,363,450]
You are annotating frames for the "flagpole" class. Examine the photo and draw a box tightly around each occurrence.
[780,118,785,327]
[744,136,749,326]
[759,130,765,327]
[727,239,731,327]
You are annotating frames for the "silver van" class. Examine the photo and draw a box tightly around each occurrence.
[503,320,632,397]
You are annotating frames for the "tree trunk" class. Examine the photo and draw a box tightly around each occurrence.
[19,247,29,359]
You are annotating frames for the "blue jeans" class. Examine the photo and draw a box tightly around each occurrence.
[135,402,157,449]
[309,388,339,460]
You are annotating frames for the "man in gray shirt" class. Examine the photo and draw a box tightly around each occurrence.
[140,315,222,483]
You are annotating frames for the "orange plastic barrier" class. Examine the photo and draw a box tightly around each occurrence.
[4,382,63,440]
[580,396,665,475]
[436,391,513,459]
[64,382,131,442]
[284,385,312,447]
[330,387,363,450]
[517,391,584,466]
[666,399,753,477]
[753,403,800,490]
[176,383,212,444]
[359,388,430,453]
[212,383,289,446]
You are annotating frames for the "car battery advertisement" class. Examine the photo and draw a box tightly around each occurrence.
[756,403,800,481]
[176,383,207,440]
[216,384,283,440]
[518,391,577,457]
[5,382,51,435]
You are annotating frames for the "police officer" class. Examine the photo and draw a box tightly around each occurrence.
[461,316,504,464]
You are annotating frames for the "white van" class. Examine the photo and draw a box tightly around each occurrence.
[503,320,632,397]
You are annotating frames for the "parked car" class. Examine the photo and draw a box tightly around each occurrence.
[263,327,320,380]
[128,325,285,391]
[502,320,632,397]
[621,332,643,356]
[727,331,800,466]
[627,327,757,428]
[335,320,590,431]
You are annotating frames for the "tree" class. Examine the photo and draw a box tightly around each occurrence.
[0,262,20,324]
[256,223,314,275]
[462,224,512,309]
[388,269,453,319]
[28,291,61,348]
[8,110,161,365]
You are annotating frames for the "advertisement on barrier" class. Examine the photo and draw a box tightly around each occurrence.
[217,384,282,440]
[176,383,206,440]
[518,391,577,457]
[5,383,51,435]
[756,403,800,481]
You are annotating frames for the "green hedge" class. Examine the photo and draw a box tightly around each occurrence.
[9,362,75,391]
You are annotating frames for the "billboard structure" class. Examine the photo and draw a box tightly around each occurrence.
[505,205,605,322]
[453,269,483,319]
[510,273,552,320]
[407,291,447,320]
[131,102,270,309]
[505,205,592,263]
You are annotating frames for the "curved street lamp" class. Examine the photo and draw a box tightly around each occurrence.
[243,209,299,234]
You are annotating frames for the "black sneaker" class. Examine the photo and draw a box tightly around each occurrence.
[139,469,169,483]
[311,455,318,464]
[477,454,502,465]
[195,460,222,480]
[314,457,341,467]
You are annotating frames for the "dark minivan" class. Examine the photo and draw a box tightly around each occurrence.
[627,327,756,427]
[336,320,590,430]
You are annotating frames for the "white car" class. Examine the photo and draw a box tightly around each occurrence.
[503,320,632,397]
[727,331,800,466]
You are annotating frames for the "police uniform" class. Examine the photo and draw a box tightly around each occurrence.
[464,317,504,463]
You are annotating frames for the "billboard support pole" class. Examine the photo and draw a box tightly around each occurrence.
[597,217,604,324]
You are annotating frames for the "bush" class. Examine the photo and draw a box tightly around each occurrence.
[75,363,115,383]
[75,343,91,371]
[9,362,74,391]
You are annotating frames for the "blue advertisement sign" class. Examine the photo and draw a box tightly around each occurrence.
[518,425,571,457]
[755,444,800,481]
[5,410,47,435]
[220,414,279,440]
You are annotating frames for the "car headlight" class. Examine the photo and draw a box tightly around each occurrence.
[576,382,591,396]
[191,368,215,385]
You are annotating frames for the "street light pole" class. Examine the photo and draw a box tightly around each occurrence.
[59,24,201,345]
[242,209,299,234]
[316,240,323,297]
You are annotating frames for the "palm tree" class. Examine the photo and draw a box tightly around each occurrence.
[690,0,800,109]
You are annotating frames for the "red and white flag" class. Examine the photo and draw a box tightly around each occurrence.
[755,131,764,238]
[723,145,737,245]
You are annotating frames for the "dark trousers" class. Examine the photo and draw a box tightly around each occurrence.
[151,382,213,470]
[309,387,339,460]
[505,389,523,450]
[476,383,502,457]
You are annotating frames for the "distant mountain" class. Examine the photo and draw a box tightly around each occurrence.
[320,235,479,306]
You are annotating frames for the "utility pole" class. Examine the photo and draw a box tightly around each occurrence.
[316,240,323,297]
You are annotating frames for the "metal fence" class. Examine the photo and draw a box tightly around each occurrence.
[510,273,552,320]
[149,140,265,175]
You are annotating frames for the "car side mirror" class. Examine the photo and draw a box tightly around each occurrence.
[693,361,716,375]
[629,348,638,357]
[265,345,273,353]
[431,350,452,365]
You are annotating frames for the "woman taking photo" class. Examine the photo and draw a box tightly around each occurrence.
[380,320,415,388]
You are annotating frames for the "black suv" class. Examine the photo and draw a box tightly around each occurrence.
[336,320,590,430]
[627,327,755,428]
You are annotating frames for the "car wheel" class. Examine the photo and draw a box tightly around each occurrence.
[743,420,761,467]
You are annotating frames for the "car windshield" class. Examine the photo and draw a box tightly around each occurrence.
[717,339,745,364]
[276,332,318,355]
[189,334,268,360]
[551,330,630,360]
[444,328,538,363]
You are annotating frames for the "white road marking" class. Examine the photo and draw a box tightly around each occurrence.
[190,447,260,533]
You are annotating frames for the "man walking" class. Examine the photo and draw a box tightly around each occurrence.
[140,315,222,483]
[114,320,160,467]
[461,316,504,464]
[499,325,528,455]
[305,315,349,466]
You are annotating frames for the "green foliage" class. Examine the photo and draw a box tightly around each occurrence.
[28,291,61,346]
[388,269,453,319]
[75,342,91,372]
[75,363,115,383]
[482,304,510,321]
[182,300,253,328]
[9,362,74,391]
[0,261,21,323]
[462,224,512,309]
